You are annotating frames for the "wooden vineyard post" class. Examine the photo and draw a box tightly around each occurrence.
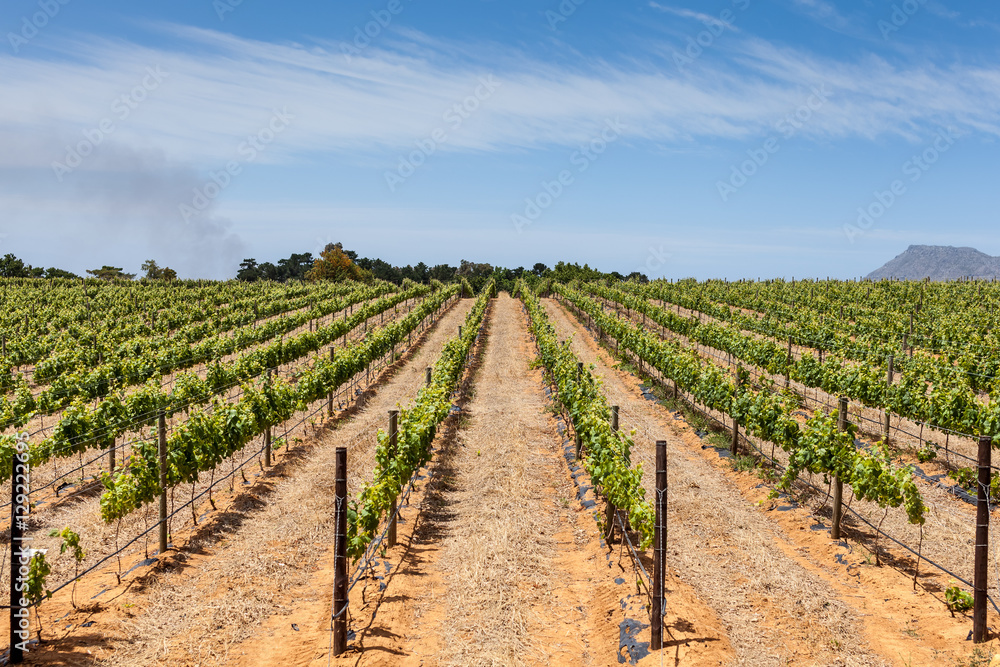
[730,417,740,457]
[574,363,585,459]
[264,370,273,468]
[604,407,620,544]
[652,440,667,651]
[974,436,991,643]
[328,348,335,417]
[832,397,847,540]
[388,410,399,548]
[731,366,745,456]
[109,435,115,473]
[333,447,348,655]
[785,335,792,387]
[158,411,168,554]
[884,355,894,443]
[426,367,432,386]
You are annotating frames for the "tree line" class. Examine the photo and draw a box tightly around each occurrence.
[0,246,648,288]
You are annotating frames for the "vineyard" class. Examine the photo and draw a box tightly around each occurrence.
[1,275,999,666]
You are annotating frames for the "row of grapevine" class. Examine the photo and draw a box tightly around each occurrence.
[597,282,1000,439]
[625,279,1000,395]
[0,278,349,369]
[26,281,369,386]
[346,282,496,559]
[0,285,448,482]
[2,283,394,418]
[554,284,928,526]
[518,281,654,547]
[99,284,464,522]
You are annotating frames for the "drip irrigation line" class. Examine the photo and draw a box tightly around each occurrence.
[17,298,433,454]
[582,297,1000,608]
[11,302,452,600]
[0,436,156,510]
[8,293,372,403]
[39,381,345,599]
[7,292,423,433]
[650,293,1000,379]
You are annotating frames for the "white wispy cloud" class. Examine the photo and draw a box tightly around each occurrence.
[789,0,853,30]
[3,24,1000,168]
[647,2,730,28]
[3,24,1000,276]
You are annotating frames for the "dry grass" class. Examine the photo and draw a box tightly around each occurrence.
[430,294,566,667]
[545,297,891,667]
[2,297,470,665]
[0,296,435,606]
[573,295,1000,604]
[91,298,474,666]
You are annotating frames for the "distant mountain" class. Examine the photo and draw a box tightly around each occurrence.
[866,245,1000,281]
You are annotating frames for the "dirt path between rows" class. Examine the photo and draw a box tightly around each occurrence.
[0,294,439,622]
[24,297,475,666]
[543,297,893,667]
[393,293,623,666]
[261,293,674,666]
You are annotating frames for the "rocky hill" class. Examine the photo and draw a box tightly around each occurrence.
[866,245,1000,281]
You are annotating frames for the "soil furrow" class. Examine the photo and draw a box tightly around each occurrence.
[543,297,891,667]
[22,297,474,666]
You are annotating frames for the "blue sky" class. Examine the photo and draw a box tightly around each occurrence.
[1,0,999,279]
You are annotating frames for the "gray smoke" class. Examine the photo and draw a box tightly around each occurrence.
[0,130,246,279]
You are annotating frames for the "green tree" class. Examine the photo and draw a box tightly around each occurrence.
[237,258,261,282]
[86,266,135,281]
[306,243,368,282]
[0,253,34,278]
[44,267,79,279]
[141,259,163,280]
